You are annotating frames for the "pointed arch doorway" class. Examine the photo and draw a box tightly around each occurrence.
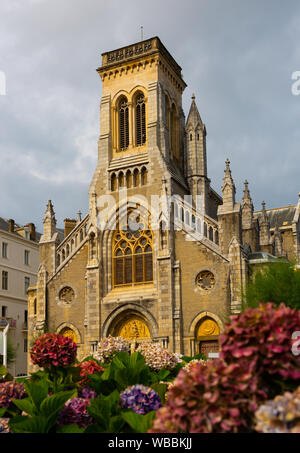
[196,317,220,356]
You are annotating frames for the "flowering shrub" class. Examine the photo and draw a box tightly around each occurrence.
[183,359,207,373]
[120,385,162,415]
[58,397,94,428]
[137,343,182,371]
[255,386,300,433]
[76,360,104,386]
[93,336,130,363]
[220,303,300,389]
[78,387,97,399]
[30,333,77,368]
[0,381,27,409]
[0,418,10,433]
[150,359,267,433]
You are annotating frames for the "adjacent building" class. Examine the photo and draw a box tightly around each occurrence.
[0,218,40,375]
[27,37,300,371]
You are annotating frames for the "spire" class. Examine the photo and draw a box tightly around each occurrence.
[41,200,56,242]
[259,200,271,247]
[221,159,236,211]
[186,94,203,128]
[241,180,254,228]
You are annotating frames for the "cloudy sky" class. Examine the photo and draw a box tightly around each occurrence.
[0,0,299,231]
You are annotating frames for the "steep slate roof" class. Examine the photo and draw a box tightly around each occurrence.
[254,206,296,229]
[0,216,42,242]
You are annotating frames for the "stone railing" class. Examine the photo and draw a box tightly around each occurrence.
[173,198,219,247]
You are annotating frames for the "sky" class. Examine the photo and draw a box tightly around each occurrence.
[0,0,300,231]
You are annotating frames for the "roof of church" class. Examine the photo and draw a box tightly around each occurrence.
[254,205,296,228]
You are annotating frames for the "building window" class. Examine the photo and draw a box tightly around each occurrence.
[113,212,153,287]
[196,271,216,291]
[119,96,129,150]
[1,306,7,317]
[2,271,8,290]
[2,243,7,258]
[24,310,28,323]
[24,250,30,265]
[24,277,30,294]
[135,93,146,146]
[24,339,28,353]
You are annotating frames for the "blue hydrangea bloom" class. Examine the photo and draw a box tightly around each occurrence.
[120,384,162,415]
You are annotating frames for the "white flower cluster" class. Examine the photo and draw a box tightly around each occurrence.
[93,335,130,363]
[137,343,182,371]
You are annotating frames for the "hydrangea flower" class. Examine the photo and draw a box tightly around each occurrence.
[220,303,300,384]
[75,360,104,386]
[58,397,93,428]
[183,359,207,373]
[255,386,300,433]
[93,335,130,363]
[150,359,267,433]
[0,418,10,433]
[137,343,182,371]
[30,333,77,368]
[78,387,97,399]
[120,385,162,415]
[0,381,27,408]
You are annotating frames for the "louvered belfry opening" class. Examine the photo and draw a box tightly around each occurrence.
[136,93,146,146]
[113,211,153,287]
[119,96,129,150]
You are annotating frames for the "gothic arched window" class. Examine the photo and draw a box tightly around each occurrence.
[135,93,146,146]
[119,96,129,150]
[113,213,153,287]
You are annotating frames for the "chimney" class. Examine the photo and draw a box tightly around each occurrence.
[64,219,77,238]
[8,219,15,233]
[26,223,36,241]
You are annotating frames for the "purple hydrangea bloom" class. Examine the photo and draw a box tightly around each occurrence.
[58,397,93,428]
[78,387,97,399]
[120,385,162,415]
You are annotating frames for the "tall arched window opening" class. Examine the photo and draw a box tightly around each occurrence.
[136,93,146,146]
[119,96,129,150]
[113,213,153,287]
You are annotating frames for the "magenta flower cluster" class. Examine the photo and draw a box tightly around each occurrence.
[220,303,300,382]
[120,384,162,415]
[0,381,27,409]
[30,333,77,368]
[150,360,266,433]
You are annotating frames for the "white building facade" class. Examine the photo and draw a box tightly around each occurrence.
[0,218,39,376]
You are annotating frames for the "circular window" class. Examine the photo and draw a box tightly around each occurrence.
[59,286,75,305]
[196,271,216,291]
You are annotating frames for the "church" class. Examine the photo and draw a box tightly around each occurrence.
[27,37,300,370]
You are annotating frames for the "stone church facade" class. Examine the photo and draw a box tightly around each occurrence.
[27,37,300,370]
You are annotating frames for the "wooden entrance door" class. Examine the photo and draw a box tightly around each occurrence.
[199,340,219,356]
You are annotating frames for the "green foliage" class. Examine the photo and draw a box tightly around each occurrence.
[9,379,76,433]
[122,410,156,433]
[244,262,300,310]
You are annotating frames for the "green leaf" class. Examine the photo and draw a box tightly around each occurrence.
[9,415,50,433]
[122,411,156,433]
[0,407,7,417]
[11,397,35,416]
[151,383,167,404]
[56,424,86,433]
[24,379,49,411]
[40,390,77,431]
